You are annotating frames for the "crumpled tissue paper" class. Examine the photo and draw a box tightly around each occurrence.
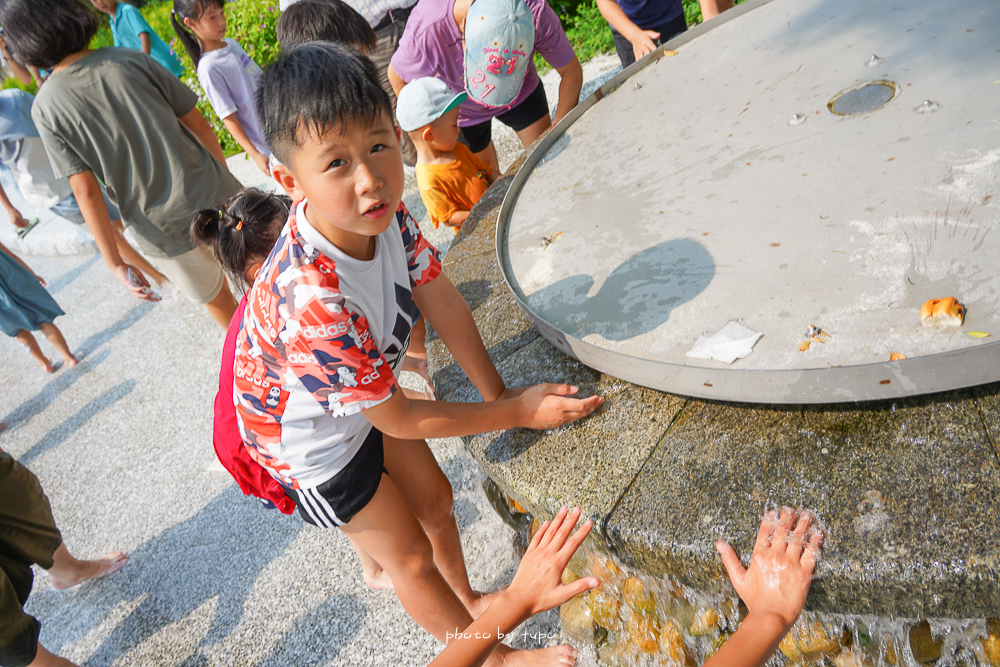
[686,321,763,364]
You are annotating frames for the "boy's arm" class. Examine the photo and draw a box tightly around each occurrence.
[552,56,583,125]
[139,32,152,56]
[595,0,660,63]
[178,107,227,164]
[365,379,599,440]
[429,507,599,667]
[412,273,506,400]
[0,182,29,228]
[221,114,270,175]
[705,509,823,667]
[67,170,157,301]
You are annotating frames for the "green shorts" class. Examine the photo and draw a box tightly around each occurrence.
[0,450,62,667]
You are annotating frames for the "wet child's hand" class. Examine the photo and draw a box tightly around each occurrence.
[504,506,600,618]
[517,384,603,429]
[716,508,822,630]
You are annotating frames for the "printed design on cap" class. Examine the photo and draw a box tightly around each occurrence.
[464,0,536,109]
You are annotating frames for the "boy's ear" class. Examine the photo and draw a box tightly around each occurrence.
[421,126,433,143]
[271,163,306,203]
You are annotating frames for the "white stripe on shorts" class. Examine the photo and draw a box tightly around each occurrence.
[308,488,345,527]
[298,488,335,528]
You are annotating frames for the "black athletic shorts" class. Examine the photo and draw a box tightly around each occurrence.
[458,82,550,153]
[283,426,385,528]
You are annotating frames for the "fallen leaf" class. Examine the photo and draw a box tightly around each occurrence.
[799,341,811,351]
[889,352,906,360]
[967,331,991,338]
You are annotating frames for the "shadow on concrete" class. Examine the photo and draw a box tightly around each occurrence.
[254,594,367,667]
[18,380,137,465]
[76,301,157,357]
[45,255,101,295]
[0,348,112,430]
[1,301,154,432]
[524,238,715,341]
[40,486,307,664]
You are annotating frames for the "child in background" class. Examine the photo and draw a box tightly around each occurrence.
[596,0,687,68]
[90,0,186,77]
[1,0,242,327]
[246,42,602,667]
[397,77,498,232]
[0,88,175,296]
[172,0,271,175]
[275,0,377,53]
[0,239,77,372]
[191,188,298,515]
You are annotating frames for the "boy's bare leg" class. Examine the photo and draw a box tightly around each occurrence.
[110,222,170,287]
[342,474,577,667]
[46,542,127,590]
[384,434,488,615]
[15,330,53,372]
[346,536,394,590]
[28,644,78,667]
[204,282,239,329]
[38,323,78,367]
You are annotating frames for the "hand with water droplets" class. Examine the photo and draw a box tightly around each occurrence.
[716,508,823,630]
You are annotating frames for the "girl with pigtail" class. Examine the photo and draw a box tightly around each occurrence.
[171,0,272,175]
[192,187,297,513]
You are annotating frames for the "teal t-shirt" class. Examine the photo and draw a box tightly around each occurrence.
[110,3,185,77]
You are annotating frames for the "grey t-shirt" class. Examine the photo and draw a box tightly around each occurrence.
[32,48,241,257]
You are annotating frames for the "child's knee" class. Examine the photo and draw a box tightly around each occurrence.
[417,472,455,529]
[396,536,437,580]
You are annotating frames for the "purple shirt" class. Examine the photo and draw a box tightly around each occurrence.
[391,0,576,127]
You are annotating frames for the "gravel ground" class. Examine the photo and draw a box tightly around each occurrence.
[0,54,620,667]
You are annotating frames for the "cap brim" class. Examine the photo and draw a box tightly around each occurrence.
[443,91,468,115]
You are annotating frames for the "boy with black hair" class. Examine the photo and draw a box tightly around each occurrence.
[276,0,378,53]
[0,0,242,328]
[244,42,601,667]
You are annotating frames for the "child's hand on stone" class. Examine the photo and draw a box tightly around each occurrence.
[716,508,822,631]
[517,383,603,429]
[504,506,599,618]
[630,29,661,61]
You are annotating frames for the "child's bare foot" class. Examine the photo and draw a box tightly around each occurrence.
[62,354,79,368]
[48,549,128,590]
[492,644,578,667]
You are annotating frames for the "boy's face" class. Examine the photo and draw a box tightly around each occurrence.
[274,110,404,259]
[429,107,461,151]
[89,0,115,14]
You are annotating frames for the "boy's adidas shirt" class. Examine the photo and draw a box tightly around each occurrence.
[234,200,441,490]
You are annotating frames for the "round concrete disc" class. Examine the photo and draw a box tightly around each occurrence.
[498,0,1000,403]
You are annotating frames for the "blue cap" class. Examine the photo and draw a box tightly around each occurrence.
[464,0,535,109]
[396,77,468,132]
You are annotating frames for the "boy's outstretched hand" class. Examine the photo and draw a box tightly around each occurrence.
[516,384,603,430]
[507,506,601,617]
[717,508,822,630]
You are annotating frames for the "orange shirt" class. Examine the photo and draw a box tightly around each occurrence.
[415,143,490,231]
